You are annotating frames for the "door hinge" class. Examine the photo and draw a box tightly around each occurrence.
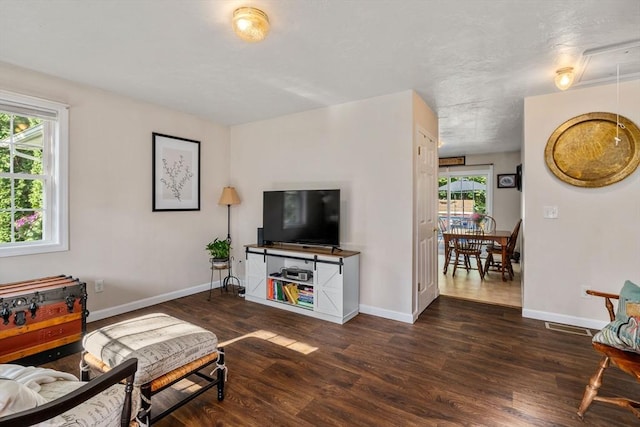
[418,146,421,155]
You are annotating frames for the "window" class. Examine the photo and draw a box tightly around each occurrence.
[0,90,68,257]
[438,165,493,230]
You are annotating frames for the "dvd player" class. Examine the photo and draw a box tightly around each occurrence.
[283,267,313,281]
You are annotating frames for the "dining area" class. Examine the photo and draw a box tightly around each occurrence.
[438,215,522,307]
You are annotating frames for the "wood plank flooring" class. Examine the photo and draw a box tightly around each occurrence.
[42,292,637,426]
[438,254,523,308]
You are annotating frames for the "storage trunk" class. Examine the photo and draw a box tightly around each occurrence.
[0,275,87,364]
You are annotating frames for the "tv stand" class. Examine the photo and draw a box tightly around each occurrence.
[244,244,360,324]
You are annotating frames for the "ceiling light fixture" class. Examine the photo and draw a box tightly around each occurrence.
[232,7,270,42]
[554,67,575,91]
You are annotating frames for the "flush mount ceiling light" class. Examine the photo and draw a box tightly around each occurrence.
[554,67,575,91]
[232,7,270,42]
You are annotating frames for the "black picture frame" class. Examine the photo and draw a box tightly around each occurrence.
[152,132,200,211]
[516,164,522,191]
[497,173,517,188]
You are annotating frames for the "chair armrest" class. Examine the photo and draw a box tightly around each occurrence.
[586,290,619,300]
[587,290,619,322]
[0,358,138,427]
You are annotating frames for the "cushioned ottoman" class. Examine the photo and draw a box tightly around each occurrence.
[81,313,225,425]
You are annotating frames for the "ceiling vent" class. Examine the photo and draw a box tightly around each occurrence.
[576,39,640,86]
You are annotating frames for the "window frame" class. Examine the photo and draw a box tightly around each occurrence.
[0,90,69,257]
[438,165,494,229]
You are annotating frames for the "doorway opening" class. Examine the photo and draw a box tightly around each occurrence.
[437,165,521,308]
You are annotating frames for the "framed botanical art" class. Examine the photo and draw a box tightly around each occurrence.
[152,133,200,211]
[497,173,517,188]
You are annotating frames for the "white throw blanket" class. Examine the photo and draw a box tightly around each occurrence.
[0,364,78,418]
[0,364,78,391]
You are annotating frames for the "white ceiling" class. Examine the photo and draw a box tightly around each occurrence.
[1,0,639,156]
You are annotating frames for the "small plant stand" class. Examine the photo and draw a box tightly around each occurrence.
[209,258,243,299]
[209,258,229,300]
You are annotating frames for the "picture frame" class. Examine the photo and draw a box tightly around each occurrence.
[497,173,517,189]
[152,132,200,211]
[439,156,466,167]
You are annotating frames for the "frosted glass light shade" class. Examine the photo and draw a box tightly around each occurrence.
[554,67,574,91]
[232,7,270,42]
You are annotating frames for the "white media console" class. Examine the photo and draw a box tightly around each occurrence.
[244,244,360,324]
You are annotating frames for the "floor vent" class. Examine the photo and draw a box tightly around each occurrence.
[545,322,592,336]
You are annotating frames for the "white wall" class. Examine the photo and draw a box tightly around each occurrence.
[230,91,422,321]
[522,79,640,329]
[0,62,231,316]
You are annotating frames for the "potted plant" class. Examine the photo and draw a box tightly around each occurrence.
[206,238,231,267]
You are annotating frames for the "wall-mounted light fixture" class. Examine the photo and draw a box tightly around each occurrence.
[554,67,575,91]
[232,7,270,42]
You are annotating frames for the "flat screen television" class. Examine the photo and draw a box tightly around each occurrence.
[263,189,340,247]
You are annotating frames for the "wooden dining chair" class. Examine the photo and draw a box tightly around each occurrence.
[577,282,640,420]
[439,218,456,270]
[451,226,485,280]
[477,214,496,233]
[484,219,521,280]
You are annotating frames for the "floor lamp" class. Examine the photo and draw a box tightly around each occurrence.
[218,186,242,294]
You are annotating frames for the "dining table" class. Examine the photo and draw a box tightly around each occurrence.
[442,229,512,281]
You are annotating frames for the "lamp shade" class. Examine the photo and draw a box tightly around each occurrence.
[218,186,241,205]
[554,67,574,91]
[232,7,270,42]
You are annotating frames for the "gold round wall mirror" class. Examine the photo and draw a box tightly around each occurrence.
[545,112,640,187]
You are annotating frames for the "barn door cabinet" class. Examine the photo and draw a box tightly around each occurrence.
[244,244,359,324]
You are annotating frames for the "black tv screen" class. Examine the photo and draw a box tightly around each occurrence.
[263,189,340,246]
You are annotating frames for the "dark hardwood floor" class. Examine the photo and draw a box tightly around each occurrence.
[43,291,637,426]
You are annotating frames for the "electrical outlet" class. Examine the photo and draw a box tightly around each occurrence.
[580,285,590,299]
[95,279,104,293]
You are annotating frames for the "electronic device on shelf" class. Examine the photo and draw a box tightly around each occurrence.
[282,267,313,281]
[263,189,340,247]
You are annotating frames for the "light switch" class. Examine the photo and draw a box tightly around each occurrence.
[543,206,558,219]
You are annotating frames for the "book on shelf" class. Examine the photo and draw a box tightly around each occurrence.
[286,283,299,301]
[282,283,299,304]
[267,278,274,300]
[276,281,285,301]
[282,284,295,303]
[297,300,313,309]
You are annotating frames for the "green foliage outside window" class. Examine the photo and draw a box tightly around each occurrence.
[438,176,487,214]
[0,113,44,243]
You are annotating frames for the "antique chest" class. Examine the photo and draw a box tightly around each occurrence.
[0,275,88,364]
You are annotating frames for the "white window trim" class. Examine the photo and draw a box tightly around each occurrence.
[0,90,69,257]
[439,165,494,215]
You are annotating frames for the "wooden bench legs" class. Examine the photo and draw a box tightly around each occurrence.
[82,348,226,425]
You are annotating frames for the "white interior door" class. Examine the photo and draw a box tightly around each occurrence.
[415,128,438,317]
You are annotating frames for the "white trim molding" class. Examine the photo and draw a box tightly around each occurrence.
[522,308,608,331]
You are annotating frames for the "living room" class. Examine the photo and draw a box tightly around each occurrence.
[1,1,639,425]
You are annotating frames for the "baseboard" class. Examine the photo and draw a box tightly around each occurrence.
[522,308,608,330]
[87,281,220,322]
[359,304,413,324]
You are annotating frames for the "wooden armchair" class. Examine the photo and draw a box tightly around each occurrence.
[577,290,640,419]
[0,358,137,427]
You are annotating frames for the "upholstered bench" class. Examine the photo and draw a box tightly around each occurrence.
[81,313,225,425]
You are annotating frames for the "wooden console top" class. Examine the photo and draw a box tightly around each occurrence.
[245,243,359,258]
